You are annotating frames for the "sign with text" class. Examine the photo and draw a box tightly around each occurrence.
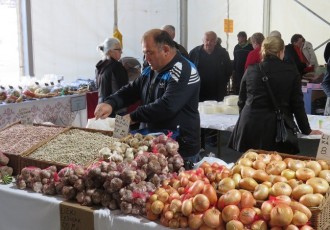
[316,134,330,161]
[113,114,130,138]
[224,19,233,33]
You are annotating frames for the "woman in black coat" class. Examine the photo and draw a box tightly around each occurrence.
[95,38,128,116]
[228,36,321,154]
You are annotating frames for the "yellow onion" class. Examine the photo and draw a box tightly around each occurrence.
[318,170,330,183]
[269,204,293,227]
[287,159,305,171]
[256,154,271,164]
[270,182,292,196]
[252,160,266,170]
[251,220,268,230]
[291,184,314,201]
[289,201,312,219]
[265,161,287,175]
[306,177,329,194]
[221,204,240,223]
[226,220,244,230]
[305,160,322,176]
[295,168,315,181]
[238,158,253,167]
[284,224,300,230]
[317,160,329,170]
[299,193,324,207]
[239,178,258,191]
[291,210,308,226]
[217,177,235,194]
[244,151,259,161]
[253,184,269,200]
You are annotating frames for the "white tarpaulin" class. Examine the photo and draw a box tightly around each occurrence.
[29,0,330,83]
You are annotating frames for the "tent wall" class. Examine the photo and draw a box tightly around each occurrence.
[29,0,329,83]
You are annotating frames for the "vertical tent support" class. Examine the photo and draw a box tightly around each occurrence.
[19,0,34,77]
[263,0,271,36]
[113,0,118,33]
[179,0,188,49]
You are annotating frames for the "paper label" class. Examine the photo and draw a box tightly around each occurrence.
[316,133,330,161]
[113,114,130,138]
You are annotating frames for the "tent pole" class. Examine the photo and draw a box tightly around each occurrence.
[263,0,271,36]
[114,0,118,32]
[179,0,188,49]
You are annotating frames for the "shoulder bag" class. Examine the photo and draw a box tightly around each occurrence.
[259,64,300,153]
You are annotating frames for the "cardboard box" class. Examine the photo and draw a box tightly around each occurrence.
[60,201,96,230]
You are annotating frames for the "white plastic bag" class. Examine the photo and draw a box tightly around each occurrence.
[86,118,115,131]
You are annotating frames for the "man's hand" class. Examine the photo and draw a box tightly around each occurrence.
[94,103,113,119]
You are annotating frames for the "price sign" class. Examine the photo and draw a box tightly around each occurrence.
[316,134,330,161]
[224,19,234,33]
[113,114,130,138]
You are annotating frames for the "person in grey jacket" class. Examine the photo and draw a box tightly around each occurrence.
[94,29,201,163]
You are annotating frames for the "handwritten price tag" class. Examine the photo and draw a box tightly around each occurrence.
[316,134,330,161]
[113,115,130,138]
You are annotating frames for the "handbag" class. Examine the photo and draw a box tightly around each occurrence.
[259,64,300,153]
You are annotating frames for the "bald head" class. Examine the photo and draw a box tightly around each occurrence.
[202,31,218,54]
[161,25,175,39]
[142,29,177,71]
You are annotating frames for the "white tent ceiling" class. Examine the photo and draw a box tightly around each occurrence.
[29,0,330,82]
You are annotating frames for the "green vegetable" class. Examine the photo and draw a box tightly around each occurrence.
[1,174,13,184]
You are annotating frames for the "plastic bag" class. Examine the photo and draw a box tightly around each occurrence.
[86,118,115,131]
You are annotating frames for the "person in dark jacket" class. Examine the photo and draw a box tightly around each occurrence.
[228,36,321,154]
[324,42,330,63]
[95,38,128,116]
[161,25,189,59]
[232,31,253,94]
[321,58,330,115]
[94,29,201,163]
[284,34,313,77]
[189,31,232,102]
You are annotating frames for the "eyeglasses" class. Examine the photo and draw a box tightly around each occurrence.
[113,48,122,53]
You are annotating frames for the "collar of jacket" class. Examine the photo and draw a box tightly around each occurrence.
[96,57,115,69]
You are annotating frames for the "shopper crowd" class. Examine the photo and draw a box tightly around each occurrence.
[94,26,327,161]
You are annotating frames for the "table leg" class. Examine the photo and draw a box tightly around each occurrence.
[216,130,221,158]
[201,128,206,149]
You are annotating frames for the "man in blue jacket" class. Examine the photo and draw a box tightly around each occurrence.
[94,29,201,163]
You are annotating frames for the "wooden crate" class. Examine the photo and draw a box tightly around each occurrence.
[241,149,330,230]
[20,127,114,172]
[0,121,67,175]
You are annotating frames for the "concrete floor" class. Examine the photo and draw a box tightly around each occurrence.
[202,130,320,164]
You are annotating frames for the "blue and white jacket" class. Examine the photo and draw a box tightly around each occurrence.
[104,53,201,158]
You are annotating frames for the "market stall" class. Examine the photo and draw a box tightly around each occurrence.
[200,113,330,158]
[0,183,170,230]
[0,94,87,129]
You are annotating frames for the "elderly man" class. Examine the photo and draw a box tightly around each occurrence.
[189,31,232,102]
[161,25,189,58]
[95,29,201,163]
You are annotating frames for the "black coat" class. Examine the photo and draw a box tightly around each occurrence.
[284,44,307,76]
[189,45,232,101]
[95,58,128,103]
[228,56,311,153]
